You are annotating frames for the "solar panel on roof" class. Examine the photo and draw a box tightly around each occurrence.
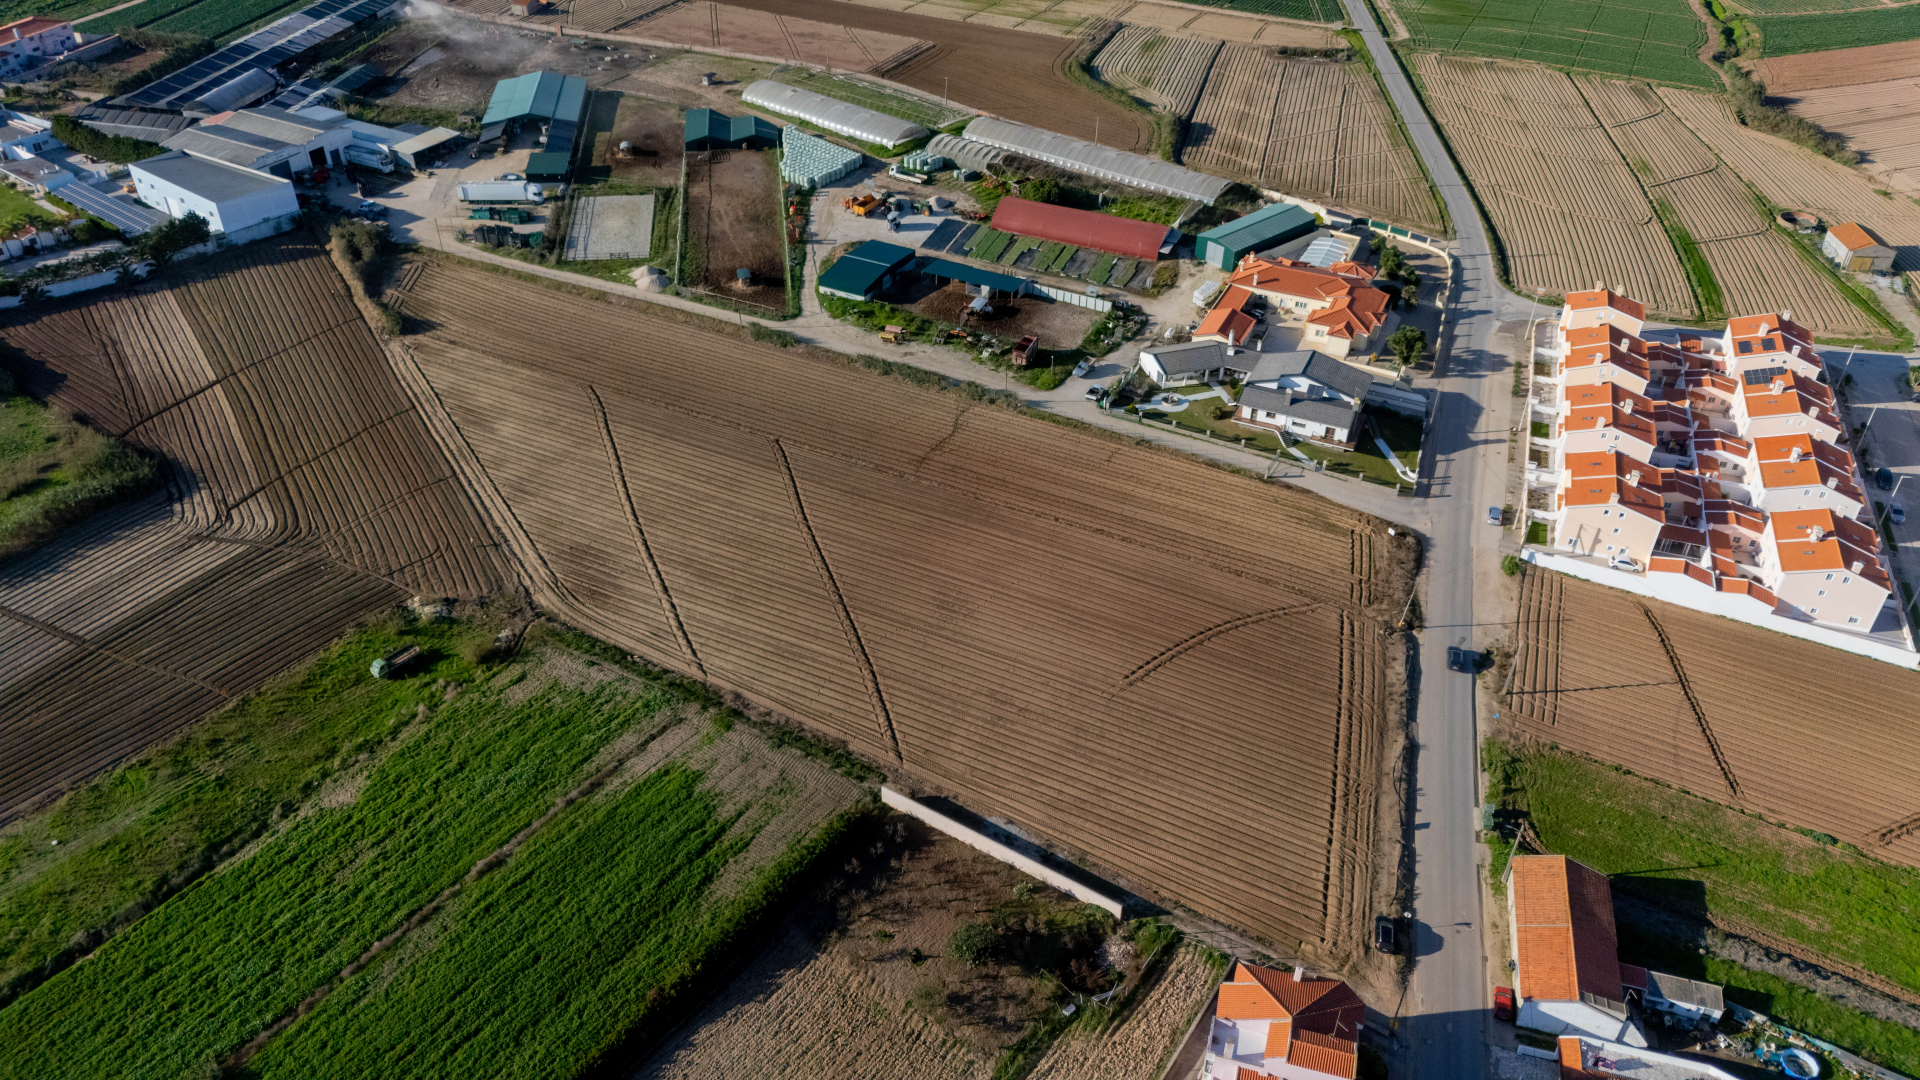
[1743,366,1787,385]
[59,183,168,236]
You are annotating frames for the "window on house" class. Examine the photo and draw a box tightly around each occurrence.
[1826,573,1834,580]
[1818,590,1827,596]
[1849,616,1861,625]
[1810,607,1819,615]
[1612,527,1621,534]
[1842,576,1851,584]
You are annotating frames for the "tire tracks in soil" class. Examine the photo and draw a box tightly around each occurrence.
[1637,601,1742,801]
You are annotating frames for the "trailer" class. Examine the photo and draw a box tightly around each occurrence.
[343,143,394,174]
[370,645,421,679]
[458,180,546,204]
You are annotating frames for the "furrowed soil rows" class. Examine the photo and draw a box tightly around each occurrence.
[1507,570,1920,870]
[1661,86,1920,272]
[1090,24,1222,115]
[390,256,1403,953]
[0,236,506,819]
[1576,75,1875,335]
[1779,79,1920,200]
[1413,54,1695,316]
[1757,40,1920,94]
[1027,943,1226,1080]
[1186,49,1443,231]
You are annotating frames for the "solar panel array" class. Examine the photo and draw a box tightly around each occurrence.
[121,0,393,111]
[59,183,169,236]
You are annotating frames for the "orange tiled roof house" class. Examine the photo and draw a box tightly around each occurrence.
[1204,963,1366,1080]
[1504,855,1646,1047]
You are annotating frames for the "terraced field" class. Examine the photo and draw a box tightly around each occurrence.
[1186,48,1444,230]
[0,237,505,820]
[1507,570,1920,870]
[1661,86,1920,272]
[1576,76,1876,336]
[1091,24,1222,115]
[388,256,1407,953]
[1413,54,1694,315]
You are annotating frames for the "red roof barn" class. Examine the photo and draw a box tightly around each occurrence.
[989,196,1173,260]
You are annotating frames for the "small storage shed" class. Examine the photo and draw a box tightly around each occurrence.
[817,240,915,300]
[684,108,780,151]
[918,257,1026,297]
[1822,222,1895,273]
[1197,202,1316,270]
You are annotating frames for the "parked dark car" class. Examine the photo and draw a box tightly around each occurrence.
[1877,467,1896,491]
[1493,986,1516,1022]
[1374,914,1398,954]
[1447,646,1476,673]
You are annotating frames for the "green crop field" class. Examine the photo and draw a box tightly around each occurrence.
[145,0,305,41]
[1166,0,1348,24]
[1752,6,1920,54]
[0,378,155,561]
[0,617,866,1079]
[1393,0,1719,86]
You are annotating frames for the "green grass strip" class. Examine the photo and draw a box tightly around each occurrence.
[1652,198,1724,321]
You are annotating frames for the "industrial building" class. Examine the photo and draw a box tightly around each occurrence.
[779,125,862,188]
[162,105,353,177]
[741,79,928,149]
[683,108,780,151]
[74,0,400,142]
[129,151,299,242]
[478,70,587,177]
[1197,203,1317,270]
[959,117,1231,203]
[817,240,917,300]
[391,126,462,170]
[989,195,1174,260]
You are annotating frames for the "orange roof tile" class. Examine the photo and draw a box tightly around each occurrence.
[1226,256,1391,340]
[0,16,69,37]
[1758,457,1858,499]
[1742,371,1834,422]
[1561,452,1665,517]
[1827,222,1883,252]
[1289,1029,1359,1079]
[1197,285,1259,345]
[1509,855,1621,1003]
[1564,289,1645,321]
[1217,963,1364,1070]
[1769,509,1887,584]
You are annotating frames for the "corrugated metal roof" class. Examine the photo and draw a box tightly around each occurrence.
[185,68,280,117]
[133,150,288,202]
[214,104,340,144]
[961,117,1230,203]
[989,195,1171,260]
[163,124,290,166]
[918,257,1025,294]
[817,240,913,297]
[58,181,169,235]
[392,126,460,155]
[121,0,391,112]
[683,108,779,146]
[1198,202,1316,252]
[741,80,927,149]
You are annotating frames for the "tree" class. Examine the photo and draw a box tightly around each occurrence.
[138,212,211,268]
[1376,244,1408,279]
[50,114,162,165]
[1387,325,1427,370]
[1019,176,1061,204]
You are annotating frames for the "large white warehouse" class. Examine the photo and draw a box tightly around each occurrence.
[960,117,1231,203]
[130,151,299,243]
[740,80,928,149]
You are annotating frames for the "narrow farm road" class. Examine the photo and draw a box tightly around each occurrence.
[1342,2,1529,1076]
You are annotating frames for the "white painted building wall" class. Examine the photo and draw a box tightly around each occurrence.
[130,157,299,237]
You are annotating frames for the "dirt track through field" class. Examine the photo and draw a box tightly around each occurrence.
[1507,570,1920,868]
[0,238,506,819]
[389,256,1402,953]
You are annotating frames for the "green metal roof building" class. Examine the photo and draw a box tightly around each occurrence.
[684,108,780,151]
[480,71,588,168]
[1195,202,1316,270]
[817,241,915,300]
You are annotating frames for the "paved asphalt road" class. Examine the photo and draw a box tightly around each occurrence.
[1342,4,1538,1076]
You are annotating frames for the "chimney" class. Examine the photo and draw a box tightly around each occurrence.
[1852,560,1865,573]
[1770,379,1784,395]
[1826,476,1838,489]
[1627,469,1643,487]
[1620,398,1634,415]
[1808,406,1820,419]
[1789,447,1803,462]
[1294,966,1306,982]
[1808,526,1826,542]
[1609,492,1621,504]
[1791,344,1802,358]
[1783,309,1794,323]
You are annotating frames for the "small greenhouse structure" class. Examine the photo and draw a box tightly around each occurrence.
[741,80,929,149]
[780,125,863,187]
[959,117,1232,203]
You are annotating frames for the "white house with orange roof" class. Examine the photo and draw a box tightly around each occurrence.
[1736,433,1867,520]
[1559,287,1646,335]
[1760,509,1891,628]
[1722,312,1823,381]
[1205,962,1366,1080]
[1730,368,1841,445]
[0,17,75,78]
[1551,451,1669,569]
[1557,383,1659,466]
[1557,322,1652,396]
[1204,254,1392,359]
[1505,855,1646,1046]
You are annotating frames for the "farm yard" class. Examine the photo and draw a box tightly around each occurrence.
[1576,76,1879,336]
[1777,80,1920,200]
[891,279,1099,349]
[1660,86,1920,271]
[386,254,1409,957]
[1387,0,1718,86]
[1504,569,1920,881]
[1412,55,1695,316]
[0,623,869,1077]
[583,92,685,189]
[683,149,787,311]
[0,237,505,823]
[1182,49,1445,231]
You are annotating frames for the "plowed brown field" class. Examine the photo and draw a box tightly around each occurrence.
[0,237,506,819]
[389,256,1404,953]
[1507,570,1920,868]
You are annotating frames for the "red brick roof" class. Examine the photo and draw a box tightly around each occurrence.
[989,196,1171,260]
[1510,855,1622,1003]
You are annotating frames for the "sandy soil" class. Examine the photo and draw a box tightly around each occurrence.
[1756,39,1920,94]
[686,149,785,307]
[889,279,1097,350]
[585,91,684,189]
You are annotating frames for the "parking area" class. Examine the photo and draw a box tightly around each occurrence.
[355,128,556,252]
[1832,348,1920,622]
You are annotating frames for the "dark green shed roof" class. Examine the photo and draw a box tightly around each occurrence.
[817,241,914,299]
[684,108,780,146]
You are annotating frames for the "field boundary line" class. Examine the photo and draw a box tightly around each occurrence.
[0,601,236,699]
[112,312,370,443]
[588,384,708,678]
[771,438,904,763]
[1119,602,1325,688]
[1636,601,1742,800]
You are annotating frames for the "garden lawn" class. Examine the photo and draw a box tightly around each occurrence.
[1487,744,1920,997]
[0,183,57,237]
[1390,0,1718,86]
